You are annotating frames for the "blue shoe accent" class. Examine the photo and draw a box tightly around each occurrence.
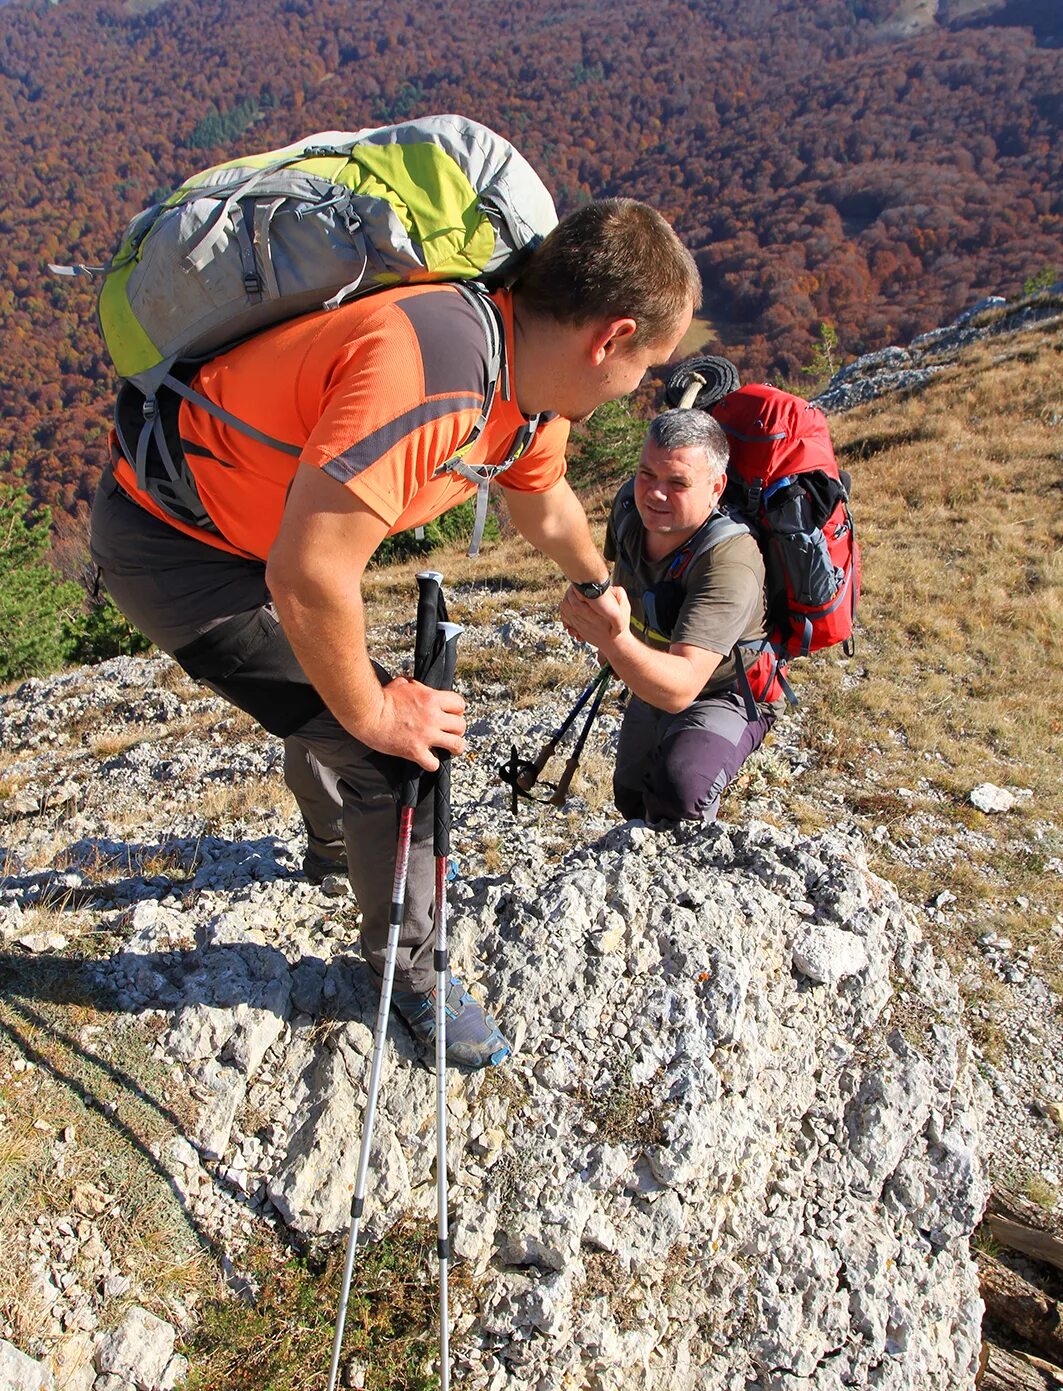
[392,975,510,1070]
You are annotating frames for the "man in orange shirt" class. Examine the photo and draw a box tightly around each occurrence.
[90,198,699,1068]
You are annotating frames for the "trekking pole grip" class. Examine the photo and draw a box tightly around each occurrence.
[400,571,444,808]
[414,570,444,682]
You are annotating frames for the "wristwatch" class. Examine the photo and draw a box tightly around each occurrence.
[573,577,611,599]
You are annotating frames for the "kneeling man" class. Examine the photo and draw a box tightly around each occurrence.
[561,408,783,824]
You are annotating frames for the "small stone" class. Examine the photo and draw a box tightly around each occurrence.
[969,783,1015,814]
[791,923,869,985]
[0,1340,52,1390]
[17,932,69,953]
[94,1307,176,1388]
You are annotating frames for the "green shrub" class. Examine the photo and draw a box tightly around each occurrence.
[565,397,647,491]
[66,593,153,664]
[0,481,83,683]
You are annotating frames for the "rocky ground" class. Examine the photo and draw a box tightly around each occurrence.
[1,289,1062,1390]
[0,622,1056,1390]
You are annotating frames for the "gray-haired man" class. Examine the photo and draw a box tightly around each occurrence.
[560,408,783,823]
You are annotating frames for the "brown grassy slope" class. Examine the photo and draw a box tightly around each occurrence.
[792,320,1063,951]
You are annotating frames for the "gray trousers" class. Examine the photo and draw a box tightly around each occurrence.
[90,472,438,992]
[614,690,775,824]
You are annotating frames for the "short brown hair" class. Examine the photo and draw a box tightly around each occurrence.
[514,198,701,346]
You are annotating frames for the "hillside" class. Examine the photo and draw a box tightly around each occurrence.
[0,0,1060,518]
[0,307,1061,1388]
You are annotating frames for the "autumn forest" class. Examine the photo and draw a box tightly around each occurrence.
[1,0,1060,521]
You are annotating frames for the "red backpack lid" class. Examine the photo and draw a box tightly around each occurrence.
[711,384,838,487]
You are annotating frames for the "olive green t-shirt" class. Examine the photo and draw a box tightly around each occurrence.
[605,508,775,703]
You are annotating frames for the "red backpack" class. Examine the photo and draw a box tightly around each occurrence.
[710,385,860,660]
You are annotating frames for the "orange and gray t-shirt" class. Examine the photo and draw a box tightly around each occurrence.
[111,285,570,561]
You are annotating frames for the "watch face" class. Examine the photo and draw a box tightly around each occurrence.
[578,579,609,598]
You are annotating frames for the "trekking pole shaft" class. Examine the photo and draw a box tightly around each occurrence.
[548,674,611,807]
[327,801,414,1391]
[432,623,461,1391]
[515,666,610,792]
[327,576,441,1391]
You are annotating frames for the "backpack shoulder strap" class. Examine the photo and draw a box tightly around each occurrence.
[429,283,530,555]
[610,478,640,569]
[671,508,750,579]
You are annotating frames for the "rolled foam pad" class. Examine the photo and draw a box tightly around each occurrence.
[664,355,741,411]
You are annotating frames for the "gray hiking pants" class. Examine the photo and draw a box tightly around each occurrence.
[89,472,438,992]
[614,690,775,824]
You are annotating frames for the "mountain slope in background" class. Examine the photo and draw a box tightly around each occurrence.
[0,0,1059,516]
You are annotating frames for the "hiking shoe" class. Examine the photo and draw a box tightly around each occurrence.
[302,849,348,886]
[391,976,510,1070]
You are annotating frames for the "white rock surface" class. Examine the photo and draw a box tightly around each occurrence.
[969,783,1015,814]
[0,1339,53,1391]
[93,1308,176,1390]
[0,631,1026,1390]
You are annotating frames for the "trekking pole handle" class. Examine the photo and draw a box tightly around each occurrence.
[678,373,706,410]
[547,672,610,807]
[516,665,610,791]
[548,751,581,808]
[414,570,444,681]
[401,573,444,808]
[515,739,558,792]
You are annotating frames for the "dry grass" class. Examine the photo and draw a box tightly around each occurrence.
[746,323,1063,964]
[195,772,293,831]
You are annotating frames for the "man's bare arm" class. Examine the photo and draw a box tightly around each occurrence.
[503,478,609,585]
[266,464,465,769]
[560,586,721,713]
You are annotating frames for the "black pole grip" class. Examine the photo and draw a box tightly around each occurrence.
[414,571,443,683]
[400,573,444,807]
[434,753,452,857]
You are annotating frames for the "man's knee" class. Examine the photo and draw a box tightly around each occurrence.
[646,729,733,822]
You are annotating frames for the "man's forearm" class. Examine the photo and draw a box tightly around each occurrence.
[597,631,712,713]
[269,574,385,741]
[504,479,609,583]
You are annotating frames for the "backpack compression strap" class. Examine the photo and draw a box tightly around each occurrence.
[433,282,541,555]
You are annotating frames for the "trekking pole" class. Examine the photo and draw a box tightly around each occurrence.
[327,570,444,1391]
[432,619,462,1391]
[512,665,611,793]
[548,667,612,807]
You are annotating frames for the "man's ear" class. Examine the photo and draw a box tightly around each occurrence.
[710,470,728,508]
[589,318,638,365]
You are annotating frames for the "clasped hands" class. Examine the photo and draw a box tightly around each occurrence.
[560,582,630,656]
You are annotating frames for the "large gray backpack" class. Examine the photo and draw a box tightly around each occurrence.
[53,114,557,546]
